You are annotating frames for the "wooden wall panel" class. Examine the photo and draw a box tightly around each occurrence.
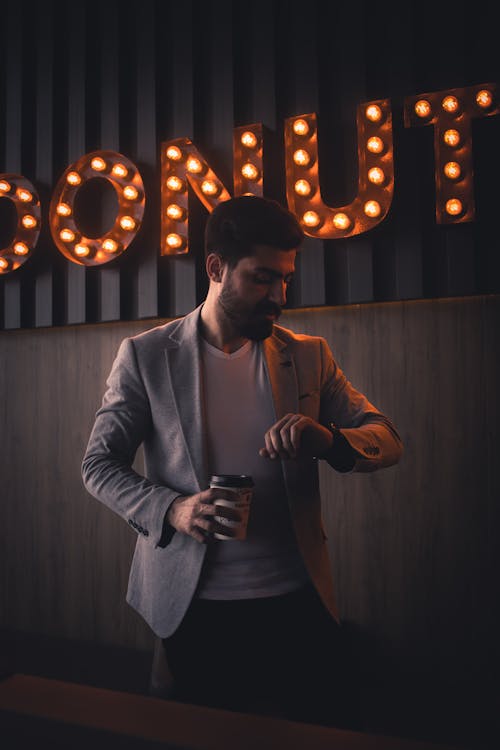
[1,1,499,330]
[1,296,498,690]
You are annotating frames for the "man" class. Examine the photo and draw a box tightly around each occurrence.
[82,196,403,726]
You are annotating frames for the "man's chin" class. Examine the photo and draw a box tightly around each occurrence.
[239,318,275,341]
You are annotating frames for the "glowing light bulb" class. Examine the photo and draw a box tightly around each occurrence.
[166,146,182,161]
[302,211,320,227]
[166,204,184,220]
[67,171,81,185]
[294,179,312,196]
[241,131,258,148]
[241,163,259,180]
[75,244,90,257]
[14,242,29,255]
[17,188,32,202]
[186,157,203,173]
[364,200,381,218]
[367,136,384,154]
[120,216,136,230]
[414,99,432,118]
[444,161,461,180]
[166,233,184,249]
[60,228,75,242]
[293,149,310,166]
[91,156,107,171]
[368,167,385,185]
[332,213,351,230]
[476,89,493,109]
[444,129,460,147]
[293,119,310,136]
[57,203,72,216]
[201,180,218,195]
[0,258,8,269]
[446,198,463,215]
[112,163,128,178]
[123,185,139,200]
[166,175,184,191]
[442,95,459,114]
[102,239,118,252]
[366,104,382,122]
[0,180,11,192]
[22,215,37,229]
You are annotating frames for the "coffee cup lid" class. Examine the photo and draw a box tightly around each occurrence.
[210,474,254,488]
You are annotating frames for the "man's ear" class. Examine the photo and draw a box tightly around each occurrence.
[206,253,224,282]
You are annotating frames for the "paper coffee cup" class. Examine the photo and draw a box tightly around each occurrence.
[210,474,254,540]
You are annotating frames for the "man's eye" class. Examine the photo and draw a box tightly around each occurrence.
[253,275,273,284]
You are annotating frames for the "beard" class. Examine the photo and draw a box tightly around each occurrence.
[218,277,282,341]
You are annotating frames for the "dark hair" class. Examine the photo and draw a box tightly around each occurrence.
[204,195,303,266]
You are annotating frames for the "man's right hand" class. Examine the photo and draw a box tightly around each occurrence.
[166,488,242,543]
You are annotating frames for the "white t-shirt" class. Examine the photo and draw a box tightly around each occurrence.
[196,337,309,599]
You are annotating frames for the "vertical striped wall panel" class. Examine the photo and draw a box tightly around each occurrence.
[0,0,499,330]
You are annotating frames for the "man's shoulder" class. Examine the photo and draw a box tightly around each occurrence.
[126,305,201,350]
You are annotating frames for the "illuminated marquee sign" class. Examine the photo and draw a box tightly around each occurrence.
[0,83,497,274]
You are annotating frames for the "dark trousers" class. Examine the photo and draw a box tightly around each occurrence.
[162,584,358,728]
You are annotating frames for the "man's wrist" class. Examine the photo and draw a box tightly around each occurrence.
[322,423,357,473]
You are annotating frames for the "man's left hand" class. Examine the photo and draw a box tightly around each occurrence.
[259,414,332,460]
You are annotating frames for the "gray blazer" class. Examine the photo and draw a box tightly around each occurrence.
[82,304,403,638]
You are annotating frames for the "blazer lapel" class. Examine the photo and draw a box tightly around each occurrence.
[262,330,299,422]
[163,305,208,492]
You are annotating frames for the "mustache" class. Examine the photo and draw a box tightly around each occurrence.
[254,301,282,317]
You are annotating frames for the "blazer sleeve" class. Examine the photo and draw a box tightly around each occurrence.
[318,337,404,473]
[81,337,180,548]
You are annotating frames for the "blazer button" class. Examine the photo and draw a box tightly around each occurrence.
[128,519,134,526]
[143,530,149,537]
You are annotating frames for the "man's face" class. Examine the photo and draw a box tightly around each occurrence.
[217,244,297,341]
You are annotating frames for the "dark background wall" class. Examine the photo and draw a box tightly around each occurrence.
[0,0,499,329]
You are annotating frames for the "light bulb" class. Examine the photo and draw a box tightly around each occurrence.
[444,161,461,180]
[57,203,72,216]
[91,157,107,171]
[443,129,460,147]
[17,188,32,202]
[366,104,382,122]
[67,171,81,185]
[303,210,320,227]
[120,216,136,230]
[102,239,118,252]
[0,180,11,192]
[75,244,90,257]
[367,136,384,154]
[446,198,463,215]
[332,213,351,230]
[112,163,128,178]
[368,167,385,185]
[294,179,312,196]
[0,258,9,269]
[186,157,203,173]
[166,146,182,161]
[414,99,432,118]
[166,204,184,220]
[60,229,75,242]
[166,175,184,191]
[293,119,310,136]
[14,242,29,255]
[241,163,259,180]
[241,131,258,148]
[166,233,184,249]
[364,200,381,218]
[22,215,37,229]
[476,89,493,109]
[442,95,459,114]
[201,180,218,195]
[123,185,139,200]
[293,149,310,166]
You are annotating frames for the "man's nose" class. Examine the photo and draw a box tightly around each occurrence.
[269,279,287,306]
